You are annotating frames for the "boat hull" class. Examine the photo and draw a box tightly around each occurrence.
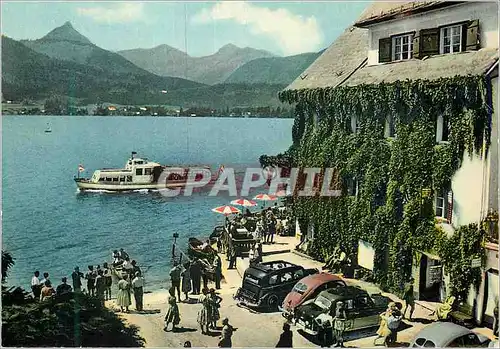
[75,178,190,192]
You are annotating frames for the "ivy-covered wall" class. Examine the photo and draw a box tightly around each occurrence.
[270,75,492,300]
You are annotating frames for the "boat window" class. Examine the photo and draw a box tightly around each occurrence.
[128,161,132,165]
[136,168,143,175]
[292,282,308,295]
[145,168,152,175]
[135,161,143,165]
[105,177,112,182]
[119,176,125,182]
[127,176,132,182]
[112,177,118,182]
[99,178,104,182]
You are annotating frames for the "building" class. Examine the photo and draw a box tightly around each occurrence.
[281,1,498,327]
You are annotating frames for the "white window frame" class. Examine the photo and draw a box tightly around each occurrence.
[436,115,450,143]
[351,115,360,134]
[440,25,463,54]
[436,194,446,218]
[392,34,414,61]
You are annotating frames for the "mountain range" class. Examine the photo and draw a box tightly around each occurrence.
[2,22,322,108]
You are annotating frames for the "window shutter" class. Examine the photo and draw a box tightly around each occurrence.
[420,28,440,56]
[379,37,392,63]
[413,33,421,59]
[464,19,480,51]
[446,191,453,224]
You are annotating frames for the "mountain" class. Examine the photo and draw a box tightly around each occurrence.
[118,43,276,85]
[21,22,166,76]
[225,51,323,85]
[2,36,204,103]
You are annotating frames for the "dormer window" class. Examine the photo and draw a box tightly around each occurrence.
[392,34,413,61]
[440,25,462,54]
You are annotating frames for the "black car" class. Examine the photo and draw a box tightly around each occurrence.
[234,260,318,311]
[294,286,391,345]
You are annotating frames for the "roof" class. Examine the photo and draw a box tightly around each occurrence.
[344,49,499,87]
[411,322,472,346]
[284,26,369,92]
[354,1,463,27]
[253,260,297,273]
[319,285,368,300]
[298,272,343,287]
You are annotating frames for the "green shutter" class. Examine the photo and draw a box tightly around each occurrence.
[420,28,440,56]
[379,37,392,63]
[413,33,421,59]
[465,19,480,51]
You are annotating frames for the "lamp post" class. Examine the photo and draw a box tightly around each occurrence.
[172,232,179,260]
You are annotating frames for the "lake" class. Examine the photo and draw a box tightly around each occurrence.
[2,115,293,291]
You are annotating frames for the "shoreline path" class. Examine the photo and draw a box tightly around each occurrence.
[106,236,494,347]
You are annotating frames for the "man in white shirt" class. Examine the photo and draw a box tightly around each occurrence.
[31,271,41,300]
[131,272,145,311]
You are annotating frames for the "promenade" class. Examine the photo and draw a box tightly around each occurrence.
[107,236,495,347]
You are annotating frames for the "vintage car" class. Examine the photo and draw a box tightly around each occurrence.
[294,286,391,345]
[234,260,318,311]
[409,322,491,347]
[281,272,347,320]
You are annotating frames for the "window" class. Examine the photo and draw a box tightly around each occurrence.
[136,168,143,176]
[119,176,125,182]
[126,176,132,182]
[145,168,152,175]
[347,178,360,197]
[436,115,450,143]
[99,178,104,182]
[436,194,446,218]
[112,177,118,182]
[392,34,413,61]
[343,299,354,310]
[440,25,462,54]
[281,272,293,283]
[293,269,304,280]
[355,296,372,309]
[269,275,278,285]
[351,115,360,134]
[385,115,396,138]
[105,177,112,182]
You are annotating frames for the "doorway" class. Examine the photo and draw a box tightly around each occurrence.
[419,253,443,302]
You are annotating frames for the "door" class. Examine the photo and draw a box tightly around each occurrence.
[353,296,379,330]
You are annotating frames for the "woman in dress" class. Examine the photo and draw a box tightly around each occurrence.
[164,287,181,331]
[209,288,222,329]
[116,274,131,312]
[181,262,192,302]
[197,288,212,334]
[373,303,394,346]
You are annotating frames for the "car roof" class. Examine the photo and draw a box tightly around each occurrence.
[252,260,299,273]
[297,272,343,288]
[318,286,368,300]
[412,322,473,346]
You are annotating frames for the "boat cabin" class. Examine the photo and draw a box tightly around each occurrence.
[90,156,162,184]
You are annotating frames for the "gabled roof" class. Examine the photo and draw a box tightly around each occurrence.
[354,1,463,28]
[284,26,369,92]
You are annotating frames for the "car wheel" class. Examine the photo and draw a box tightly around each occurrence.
[267,294,279,310]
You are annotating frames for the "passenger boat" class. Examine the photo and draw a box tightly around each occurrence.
[74,152,214,192]
[44,123,52,133]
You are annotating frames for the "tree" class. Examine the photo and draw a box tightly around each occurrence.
[2,251,145,347]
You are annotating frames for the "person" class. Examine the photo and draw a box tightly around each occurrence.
[181,262,192,301]
[184,341,192,348]
[276,219,283,236]
[170,262,182,302]
[267,214,276,244]
[214,254,222,290]
[433,296,455,321]
[202,267,209,291]
[256,243,263,264]
[31,271,41,300]
[244,208,252,217]
[164,287,181,331]
[403,277,415,320]
[56,277,72,296]
[85,265,96,296]
[493,301,499,337]
[387,307,403,345]
[132,271,145,311]
[117,274,131,312]
[249,245,256,266]
[72,267,83,292]
[254,220,264,241]
[209,288,222,329]
[218,317,235,348]
[131,260,141,276]
[373,304,393,346]
[190,259,202,295]
[216,237,223,253]
[103,263,112,300]
[40,272,50,285]
[122,257,134,277]
[333,301,347,347]
[228,245,237,269]
[40,280,55,301]
[113,250,122,265]
[276,322,293,348]
[95,269,106,306]
[119,248,130,260]
[198,288,212,334]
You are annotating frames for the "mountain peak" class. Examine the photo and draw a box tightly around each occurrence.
[217,43,240,54]
[40,21,93,45]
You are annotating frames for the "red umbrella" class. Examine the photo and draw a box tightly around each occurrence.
[230,199,257,207]
[253,194,277,201]
[211,205,241,216]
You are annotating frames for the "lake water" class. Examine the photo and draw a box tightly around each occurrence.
[2,115,293,291]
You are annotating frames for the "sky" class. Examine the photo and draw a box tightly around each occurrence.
[1,1,369,57]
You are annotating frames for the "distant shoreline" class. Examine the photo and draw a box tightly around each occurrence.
[1,114,294,119]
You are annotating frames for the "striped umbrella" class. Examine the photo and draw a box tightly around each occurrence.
[253,194,278,201]
[230,199,257,207]
[211,205,241,216]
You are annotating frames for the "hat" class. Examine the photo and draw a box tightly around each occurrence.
[222,317,229,324]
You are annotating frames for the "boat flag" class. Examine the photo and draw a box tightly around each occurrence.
[78,164,85,173]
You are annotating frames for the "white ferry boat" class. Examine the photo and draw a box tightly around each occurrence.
[74,152,213,192]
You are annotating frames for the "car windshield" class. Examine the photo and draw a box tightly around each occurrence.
[314,295,332,309]
[292,282,308,295]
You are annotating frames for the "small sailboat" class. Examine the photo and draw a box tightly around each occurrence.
[44,123,52,133]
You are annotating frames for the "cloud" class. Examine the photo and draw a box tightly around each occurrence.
[191,2,323,55]
[77,3,145,24]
